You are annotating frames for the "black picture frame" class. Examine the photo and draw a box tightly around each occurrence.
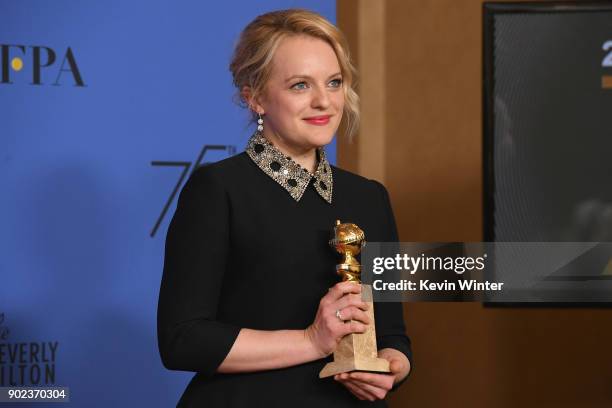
[482,1,612,308]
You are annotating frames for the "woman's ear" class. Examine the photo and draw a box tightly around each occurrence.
[241,85,265,115]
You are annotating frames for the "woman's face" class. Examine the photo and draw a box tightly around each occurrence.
[255,35,345,152]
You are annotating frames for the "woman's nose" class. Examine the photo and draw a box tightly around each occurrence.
[311,86,331,109]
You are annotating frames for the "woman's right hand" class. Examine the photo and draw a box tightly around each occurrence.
[305,281,371,358]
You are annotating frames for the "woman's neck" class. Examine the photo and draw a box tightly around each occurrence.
[262,131,318,174]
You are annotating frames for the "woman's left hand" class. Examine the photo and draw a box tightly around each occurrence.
[334,348,410,401]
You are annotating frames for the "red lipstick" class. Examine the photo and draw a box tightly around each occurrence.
[303,115,331,126]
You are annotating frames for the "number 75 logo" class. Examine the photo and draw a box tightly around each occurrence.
[150,144,236,237]
[603,40,612,67]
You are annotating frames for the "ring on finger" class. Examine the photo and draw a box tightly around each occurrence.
[335,309,344,321]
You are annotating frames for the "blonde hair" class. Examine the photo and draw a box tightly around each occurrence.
[229,9,359,139]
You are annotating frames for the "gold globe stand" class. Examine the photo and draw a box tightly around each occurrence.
[319,220,390,378]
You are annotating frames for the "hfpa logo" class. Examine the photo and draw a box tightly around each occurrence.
[1,44,85,86]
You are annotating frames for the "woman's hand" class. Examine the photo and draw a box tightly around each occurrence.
[334,348,411,401]
[304,281,371,358]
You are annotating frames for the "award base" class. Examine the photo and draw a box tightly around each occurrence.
[319,285,390,378]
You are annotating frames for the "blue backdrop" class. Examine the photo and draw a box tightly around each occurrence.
[0,1,336,406]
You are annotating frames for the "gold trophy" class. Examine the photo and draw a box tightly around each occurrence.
[319,220,390,378]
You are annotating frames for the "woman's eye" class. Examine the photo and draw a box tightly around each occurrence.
[329,78,343,88]
[291,82,308,90]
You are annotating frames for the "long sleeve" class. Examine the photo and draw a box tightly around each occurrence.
[371,180,413,388]
[157,165,241,376]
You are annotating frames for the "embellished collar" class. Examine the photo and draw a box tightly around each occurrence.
[246,132,333,203]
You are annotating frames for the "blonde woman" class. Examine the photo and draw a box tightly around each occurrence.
[158,9,412,407]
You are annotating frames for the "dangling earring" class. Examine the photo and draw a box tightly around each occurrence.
[257,113,264,133]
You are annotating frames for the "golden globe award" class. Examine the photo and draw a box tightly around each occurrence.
[319,220,391,378]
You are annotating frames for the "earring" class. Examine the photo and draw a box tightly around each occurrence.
[257,113,264,132]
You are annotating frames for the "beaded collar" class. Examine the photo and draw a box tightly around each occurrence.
[246,132,333,204]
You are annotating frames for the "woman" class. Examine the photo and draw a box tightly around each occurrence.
[157,9,412,407]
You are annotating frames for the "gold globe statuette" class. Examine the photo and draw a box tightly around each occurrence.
[319,220,390,378]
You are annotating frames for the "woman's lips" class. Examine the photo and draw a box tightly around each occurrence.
[303,115,331,126]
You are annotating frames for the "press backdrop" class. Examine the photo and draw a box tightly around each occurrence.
[0,1,336,406]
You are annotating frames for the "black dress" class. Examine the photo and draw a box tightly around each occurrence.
[157,134,412,407]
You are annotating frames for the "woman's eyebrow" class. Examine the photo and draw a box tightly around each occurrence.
[285,72,342,83]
